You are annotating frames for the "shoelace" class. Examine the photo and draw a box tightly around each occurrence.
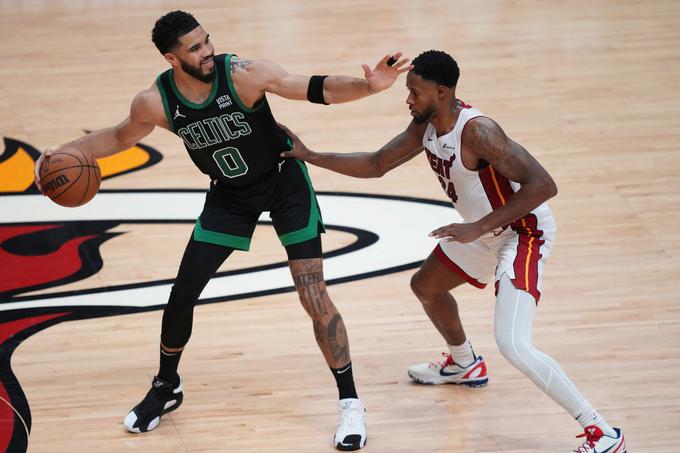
[338,402,362,428]
[572,428,602,453]
[429,352,455,369]
[572,439,594,453]
[138,379,175,415]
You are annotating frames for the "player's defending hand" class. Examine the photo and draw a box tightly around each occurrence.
[278,123,314,161]
[34,147,58,194]
[430,221,484,244]
[363,53,413,93]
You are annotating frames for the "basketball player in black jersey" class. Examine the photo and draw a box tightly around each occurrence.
[33,10,411,451]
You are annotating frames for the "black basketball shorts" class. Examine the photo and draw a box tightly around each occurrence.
[192,159,324,251]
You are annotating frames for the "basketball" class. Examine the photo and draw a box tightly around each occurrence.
[40,147,101,207]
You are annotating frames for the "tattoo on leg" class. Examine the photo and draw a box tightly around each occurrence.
[290,259,351,366]
[327,314,349,363]
[314,287,328,315]
[313,319,326,347]
[293,270,327,316]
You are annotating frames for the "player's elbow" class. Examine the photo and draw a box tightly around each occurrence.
[114,127,136,151]
[370,156,389,178]
[541,175,558,199]
[372,165,388,178]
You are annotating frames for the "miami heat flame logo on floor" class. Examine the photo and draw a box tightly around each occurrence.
[0,136,459,452]
[0,137,163,451]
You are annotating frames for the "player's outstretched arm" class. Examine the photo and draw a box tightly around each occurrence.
[242,53,412,104]
[430,117,558,243]
[34,88,160,192]
[279,121,425,178]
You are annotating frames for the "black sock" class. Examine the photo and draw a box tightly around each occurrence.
[158,345,183,383]
[330,362,358,400]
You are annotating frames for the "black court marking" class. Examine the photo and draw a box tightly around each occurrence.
[0,188,456,453]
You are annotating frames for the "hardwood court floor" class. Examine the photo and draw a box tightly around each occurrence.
[1,0,679,451]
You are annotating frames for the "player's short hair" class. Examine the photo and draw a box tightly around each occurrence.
[412,50,460,87]
[152,10,200,54]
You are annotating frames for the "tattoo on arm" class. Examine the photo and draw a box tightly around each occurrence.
[230,58,252,73]
[466,118,510,167]
[465,118,541,184]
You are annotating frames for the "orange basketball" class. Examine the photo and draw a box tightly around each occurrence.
[40,147,101,207]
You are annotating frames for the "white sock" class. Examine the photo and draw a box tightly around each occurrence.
[576,408,617,437]
[447,339,475,368]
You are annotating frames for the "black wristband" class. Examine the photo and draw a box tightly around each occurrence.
[307,75,329,105]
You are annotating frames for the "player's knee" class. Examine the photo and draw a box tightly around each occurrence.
[296,286,336,320]
[410,272,428,299]
[410,272,441,304]
[495,329,532,373]
[167,284,200,312]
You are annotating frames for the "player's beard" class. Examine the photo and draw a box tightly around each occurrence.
[412,104,436,124]
[181,55,215,84]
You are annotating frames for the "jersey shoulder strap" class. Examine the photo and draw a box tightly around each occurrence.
[223,53,267,113]
[155,69,176,131]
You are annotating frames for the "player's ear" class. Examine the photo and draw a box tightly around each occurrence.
[437,85,448,100]
[164,52,179,67]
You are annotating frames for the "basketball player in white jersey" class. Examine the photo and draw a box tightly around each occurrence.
[280,50,625,452]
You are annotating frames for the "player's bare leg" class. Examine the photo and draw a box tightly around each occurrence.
[410,251,468,345]
[289,258,366,451]
[408,250,488,386]
[290,258,351,367]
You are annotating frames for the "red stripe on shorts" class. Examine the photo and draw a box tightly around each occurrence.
[434,244,487,289]
[510,214,545,302]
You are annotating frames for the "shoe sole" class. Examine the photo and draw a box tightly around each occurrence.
[124,393,184,434]
[335,435,367,451]
[408,371,488,387]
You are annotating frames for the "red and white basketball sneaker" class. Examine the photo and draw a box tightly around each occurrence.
[570,425,626,453]
[408,353,488,386]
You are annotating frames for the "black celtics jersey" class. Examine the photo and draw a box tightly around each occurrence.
[156,54,290,188]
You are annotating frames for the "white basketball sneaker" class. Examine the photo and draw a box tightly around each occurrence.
[408,352,488,386]
[334,398,366,451]
[569,425,626,452]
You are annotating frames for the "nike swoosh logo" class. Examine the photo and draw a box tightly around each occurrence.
[439,368,463,377]
[336,365,351,375]
[493,226,509,236]
[598,443,620,453]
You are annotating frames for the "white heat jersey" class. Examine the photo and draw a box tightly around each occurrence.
[422,102,554,227]
[423,102,556,301]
